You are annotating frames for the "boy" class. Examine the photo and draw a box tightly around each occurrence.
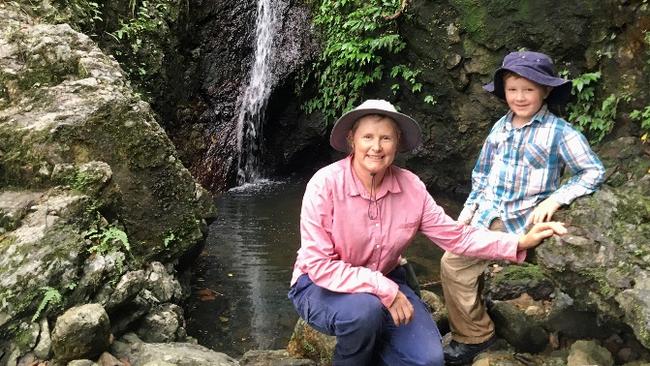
[442,51,605,365]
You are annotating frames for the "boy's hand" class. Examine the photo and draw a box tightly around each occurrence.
[517,222,567,250]
[528,198,561,225]
[388,290,414,326]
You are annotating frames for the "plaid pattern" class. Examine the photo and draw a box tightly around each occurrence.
[464,105,605,234]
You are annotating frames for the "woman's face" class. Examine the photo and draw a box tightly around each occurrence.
[349,115,399,178]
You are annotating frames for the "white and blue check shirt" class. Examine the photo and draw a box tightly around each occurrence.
[464,105,605,234]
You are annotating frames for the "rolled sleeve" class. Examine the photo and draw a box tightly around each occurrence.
[420,193,524,262]
[551,127,605,205]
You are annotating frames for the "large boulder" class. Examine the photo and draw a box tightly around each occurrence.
[534,137,650,348]
[0,0,214,351]
[51,304,111,363]
[110,333,240,366]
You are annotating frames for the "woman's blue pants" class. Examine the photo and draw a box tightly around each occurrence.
[288,266,444,366]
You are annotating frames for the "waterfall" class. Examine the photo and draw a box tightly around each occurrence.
[236,0,277,184]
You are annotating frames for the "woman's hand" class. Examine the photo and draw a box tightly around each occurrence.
[388,290,414,326]
[457,205,476,225]
[517,221,567,250]
[527,198,561,225]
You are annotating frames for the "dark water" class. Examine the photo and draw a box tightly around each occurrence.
[185,179,463,357]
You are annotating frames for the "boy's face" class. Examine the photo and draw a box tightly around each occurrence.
[504,75,551,123]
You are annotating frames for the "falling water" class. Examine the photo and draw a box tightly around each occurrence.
[236,0,277,184]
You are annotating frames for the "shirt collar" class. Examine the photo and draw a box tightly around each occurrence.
[343,156,402,198]
[504,104,550,130]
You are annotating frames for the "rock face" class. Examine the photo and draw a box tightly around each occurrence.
[0,0,214,355]
[534,137,650,348]
[163,0,320,191]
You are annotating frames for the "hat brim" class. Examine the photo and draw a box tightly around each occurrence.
[483,66,573,105]
[329,108,422,153]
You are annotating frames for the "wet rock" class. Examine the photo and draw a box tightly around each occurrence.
[239,350,315,366]
[286,318,335,365]
[567,340,614,366]
[110,333,239,365]
[97,351,124,366]
[135,303,185,342]
[421,289,448,324]
[472,349,565,366]
[0,191,42,234]
[51,304,111,363]
[146,262,183,303]
[616,278,650,350]
[67,360,99,366]
[33,318,51,359]
[486,263,554,301]
[16,352,37,366]
[96,270,147,311]
[489,300,548,353]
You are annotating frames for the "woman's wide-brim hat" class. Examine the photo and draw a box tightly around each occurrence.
[483,51,572,105]
[329,99,422,153]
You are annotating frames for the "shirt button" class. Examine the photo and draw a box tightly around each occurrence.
[375,244,380,248]
[375,223,379,227]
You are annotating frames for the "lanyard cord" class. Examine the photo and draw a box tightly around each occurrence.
[368,173,379,220]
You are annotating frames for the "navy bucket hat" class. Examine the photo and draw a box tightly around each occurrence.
[484,51,572,106]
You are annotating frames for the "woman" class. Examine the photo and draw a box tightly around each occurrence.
[288,99,566,366]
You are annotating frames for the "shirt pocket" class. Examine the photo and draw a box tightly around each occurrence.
[523,143,549,169]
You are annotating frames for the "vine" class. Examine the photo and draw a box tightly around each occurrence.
[106,0,180,100]
[564,71,629,143]
[302,0,431,123]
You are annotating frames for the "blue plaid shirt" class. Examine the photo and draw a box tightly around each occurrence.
[464,105,605,234]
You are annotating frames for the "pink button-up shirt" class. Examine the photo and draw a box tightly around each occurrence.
[290,157,524,308]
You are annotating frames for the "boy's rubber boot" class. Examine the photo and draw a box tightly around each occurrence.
[443,335,496,365]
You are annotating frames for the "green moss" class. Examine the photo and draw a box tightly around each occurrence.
[0,124,56,189]
[492,263,547,286]
[586,269,617,299]
[0,234,17,250]
[448,0,488,39]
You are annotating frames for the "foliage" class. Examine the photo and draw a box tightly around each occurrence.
[106,0,181,100]
[12,0,104,35]
[163,231,176,247]
[565,71,629,143]
[54,0,103,33]
[303,0,429,123]
[631,30,650,142]
[630,106,650,142]
[85,225,131,255]
[85,224,132,274]
[32,287,62,322]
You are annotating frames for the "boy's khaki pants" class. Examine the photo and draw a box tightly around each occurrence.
[440,219,506,344]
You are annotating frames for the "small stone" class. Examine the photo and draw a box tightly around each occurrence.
[524,305,545,317]
[446,23,461,43]
[445,54,462,69]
